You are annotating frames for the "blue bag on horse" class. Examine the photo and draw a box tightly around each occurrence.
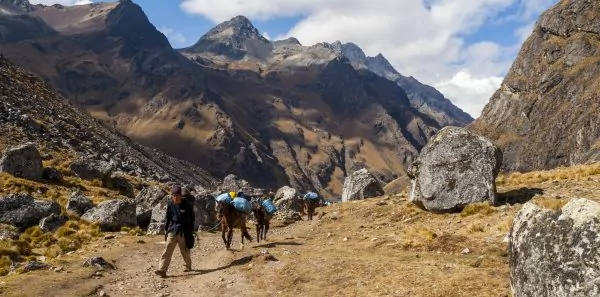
[216,193,232,204]
[232,197,252,213]
[262,199,277,215]
[304,192,319,200]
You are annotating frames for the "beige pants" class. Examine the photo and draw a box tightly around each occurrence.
[158,233,192,272]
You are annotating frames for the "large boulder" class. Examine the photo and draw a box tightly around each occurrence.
[146,198,168,235]
[66,190,95,217]
[408,127,502,212]
[510,198,600,297]
[190,195,218,230]
[69,158,114,185]
[0,143,43,180]
[81,199,136,231]
[0,194,60,230]
[274,186,297,202]
[220,174,249,192]
[135,186,167,229]
[341,169,384,202]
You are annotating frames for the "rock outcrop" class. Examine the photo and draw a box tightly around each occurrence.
[0,143,43,180]
[135,186,167,229]
[274,186,303,212]
[341,169,384,202]
[66,190,95,217]
[510,198,600,297]
[470,1,600,172]
[82,199,137,231]
[0,194,60,230]
[146,198,168,235]
[408,127,502,212]
[191,195,218,230]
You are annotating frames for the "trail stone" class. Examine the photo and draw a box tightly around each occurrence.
[509,198,600,297]
[0,194,60,230]
[0,143,43,180]
[408,126,502,212]
[341,168,384,202]
[82,199,136,231]
[39,213,68,232]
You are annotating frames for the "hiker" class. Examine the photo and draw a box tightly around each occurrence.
[155,185,195,278]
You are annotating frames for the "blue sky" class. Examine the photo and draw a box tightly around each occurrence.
[31,0,559,118]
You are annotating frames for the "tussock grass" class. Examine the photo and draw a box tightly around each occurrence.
[497,162,600,186]
[467,223,486,233]
[461,202,496,217]
[532,196,570,210]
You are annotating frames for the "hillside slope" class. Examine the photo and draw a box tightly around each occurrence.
[470,0,600,172]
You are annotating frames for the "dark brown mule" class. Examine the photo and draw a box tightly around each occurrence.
[303,198,320,221]
[217,201,253,250]
[251,198,273,242]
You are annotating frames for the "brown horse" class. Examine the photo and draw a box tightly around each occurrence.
[251,198,273,242]
[303,198,321,221]
[217,201,253,250]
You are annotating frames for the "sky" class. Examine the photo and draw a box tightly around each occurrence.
[29,0,559,118]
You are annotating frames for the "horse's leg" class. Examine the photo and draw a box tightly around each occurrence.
[255,223,260,243]
[227,228,233,250]
[240,227,245,250]
[264,222,269,241]
[221,222,227,245]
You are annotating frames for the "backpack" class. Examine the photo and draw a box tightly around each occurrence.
[216,193,232,204]
[304,192,319,200]
[262,199,277,215]
[232,197,252,213]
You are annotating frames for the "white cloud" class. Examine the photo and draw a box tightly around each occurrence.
[180,0,558,118]
[29,0,92,5]
[158,26,187,45]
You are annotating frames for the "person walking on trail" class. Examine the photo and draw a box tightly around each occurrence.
[155,185,195,278]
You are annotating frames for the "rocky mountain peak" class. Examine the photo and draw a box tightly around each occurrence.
[182,14,273,60]
[340,42,366,61]
[0,0,33,12]
[274,37,301,46]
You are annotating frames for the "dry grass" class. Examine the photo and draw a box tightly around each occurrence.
[460,202,496,217]
[244,197,514,297]
[497,162,600,186]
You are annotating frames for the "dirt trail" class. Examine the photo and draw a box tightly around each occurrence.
[2,219,312,297]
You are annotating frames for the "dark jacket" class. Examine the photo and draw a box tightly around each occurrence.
[164,197,195,239]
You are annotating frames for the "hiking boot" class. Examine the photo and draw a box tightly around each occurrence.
[154,270,167,278]
[183,267,192,272]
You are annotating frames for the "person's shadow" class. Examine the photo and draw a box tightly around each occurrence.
[166,255,254,278]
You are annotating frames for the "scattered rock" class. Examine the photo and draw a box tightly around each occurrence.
[220,174,249,192]
[343,237,348,242]
[461,248,471,255]
[66,190,95,217]
[103,234,115,240]
[341,168,385,202]
[82,199,137,231]
[0,194,61,230]
[19,261,49,273]
[70,158,114,185]
[0,224,19,240]
[510,198,600,297]
[275,210,303,225]
[39,213,68,232]
[83,257,116,270]
[274,186,297,202]
[408,127,502,212]
[0,143,43,180]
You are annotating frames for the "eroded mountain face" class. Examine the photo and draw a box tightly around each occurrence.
[470,0,600,172]
[0,0,464,196]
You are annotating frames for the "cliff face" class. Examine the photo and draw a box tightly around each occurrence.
[470,0,600,172]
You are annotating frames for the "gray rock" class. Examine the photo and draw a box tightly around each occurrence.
[341,168,384,202]
[276,210,303,225]
[221,174,250,192]
[0,194,60,230]
[39,213,68,232]
[190,195,218,230]
[0,143,43,180]
[146,198,168,235]
[83,257,116,270]
[408,127,502,212]
[70,158,114,184]
[66,190,95,217]
[274,186,297,202]
[510,198,600,297]
[81,199,136,231]
[135,186,167,229]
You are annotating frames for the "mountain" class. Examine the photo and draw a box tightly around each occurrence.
[338,42,474,127]
[0,0,442,197]
[0,54,217,188]
[470,0,600,172]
